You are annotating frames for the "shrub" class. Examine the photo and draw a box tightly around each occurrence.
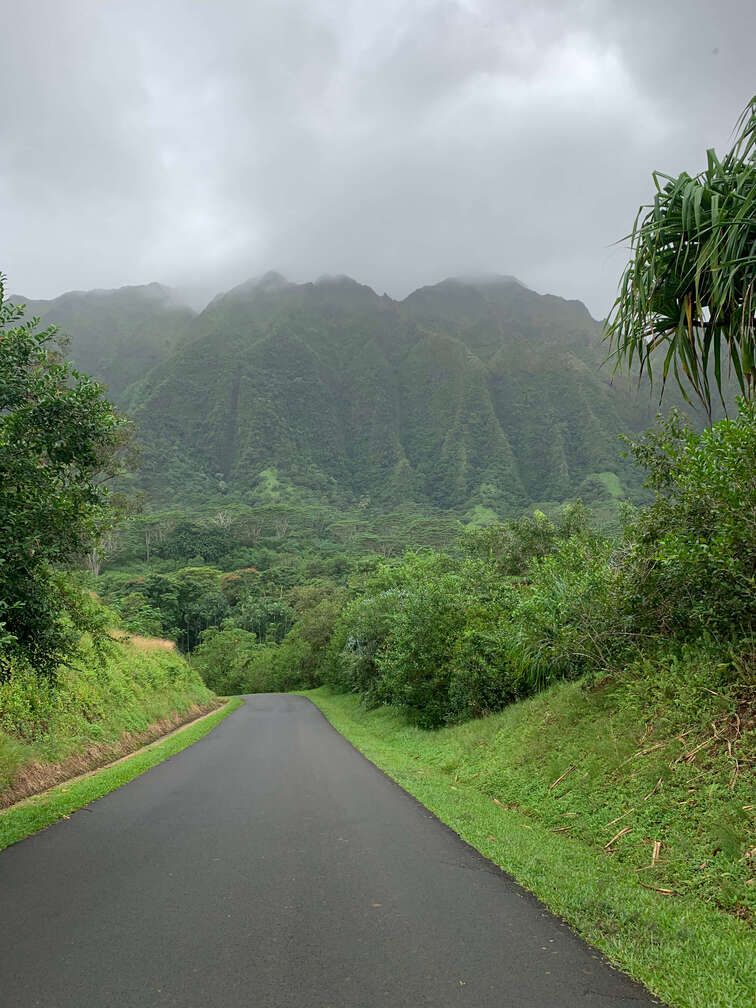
[325,591,399,701]
[619,401,756,638]
[448,610,519,722]
[374,575,471,727]
[509,536,621,690]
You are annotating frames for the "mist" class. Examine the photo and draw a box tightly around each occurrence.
[2,0,753,316]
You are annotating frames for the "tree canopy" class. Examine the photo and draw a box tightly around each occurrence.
[0,276,127,676]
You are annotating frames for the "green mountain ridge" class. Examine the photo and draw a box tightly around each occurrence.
[11,283,196,399]
[13,273,685,515]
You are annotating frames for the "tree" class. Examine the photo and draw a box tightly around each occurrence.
[191,626,258,694]
[606,97,756,419]
[618,401,756,637]
[142,567,228,652]
[0,276,128,676]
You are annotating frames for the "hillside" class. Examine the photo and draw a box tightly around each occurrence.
[0,625,215,809]
[13,271,702,516]
[120,272,677,513]
[11,283,195,400]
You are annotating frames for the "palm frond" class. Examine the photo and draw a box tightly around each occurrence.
[605,96,756,419]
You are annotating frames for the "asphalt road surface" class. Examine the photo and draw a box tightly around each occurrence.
[1,695,661,1007]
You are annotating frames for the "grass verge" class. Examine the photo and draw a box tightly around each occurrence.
[1,631,215,800]
[305,687,754,1008]
[0,696,243,851]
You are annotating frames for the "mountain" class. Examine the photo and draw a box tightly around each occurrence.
[11,271,686,515]
[11,283,195,400]
[113,272,669,513]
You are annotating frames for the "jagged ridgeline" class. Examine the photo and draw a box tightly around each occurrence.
[15,273,674,513]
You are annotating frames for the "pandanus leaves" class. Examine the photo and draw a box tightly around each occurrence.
[606,97,756,420]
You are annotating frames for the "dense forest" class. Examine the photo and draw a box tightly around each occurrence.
[15,271,703,515]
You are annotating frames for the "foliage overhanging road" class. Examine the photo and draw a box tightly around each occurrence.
[0,695,660,1007]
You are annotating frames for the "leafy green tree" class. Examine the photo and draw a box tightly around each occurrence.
[619,400,756,636]
[114,592,164,637]
[461,503,588,575]
[0,277,127,677]
[606,97,756,418]
[236,595,294,644]
[142,567,228,651]
[158,521,237,564]
[191,626,258,693]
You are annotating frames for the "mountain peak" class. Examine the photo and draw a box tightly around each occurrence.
[314,273,362,288]
[445,273,526,290]
[223,271,290,300]
[256,270,289,291]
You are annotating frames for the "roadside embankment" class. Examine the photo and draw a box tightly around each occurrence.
[306,670,754,1008]
[0,632,217,809]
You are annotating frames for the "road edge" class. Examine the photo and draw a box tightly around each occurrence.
[304,689,753,1008]
[0,696,245,852]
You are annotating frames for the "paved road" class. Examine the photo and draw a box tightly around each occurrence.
[1,695,660,1007]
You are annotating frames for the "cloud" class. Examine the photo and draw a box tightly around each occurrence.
[1,0,752,316]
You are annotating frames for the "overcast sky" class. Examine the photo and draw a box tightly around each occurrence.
[2,0,753,316]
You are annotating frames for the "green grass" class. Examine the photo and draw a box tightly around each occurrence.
[305,681,754,1008]
[0,697,243,851]
[0,633,214,795]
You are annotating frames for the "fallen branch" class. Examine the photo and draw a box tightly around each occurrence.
[549,759,583,791]
[643,778,663,801]
[675,735,715,764]
[605,826,632,851]
[634,741,668,758]
[605,808,634,828]
[639,882,675,895]
[617,739,670,770]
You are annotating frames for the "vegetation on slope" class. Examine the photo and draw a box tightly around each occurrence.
[125,272,701,512]
[0,276,217,812]
[17,269,705,515]
[0,624,215,805]
[307,682,754,1008]
[11,282,195,401]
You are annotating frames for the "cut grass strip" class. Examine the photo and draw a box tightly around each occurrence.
[0,697,244,852]
[305,688,754,1008]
